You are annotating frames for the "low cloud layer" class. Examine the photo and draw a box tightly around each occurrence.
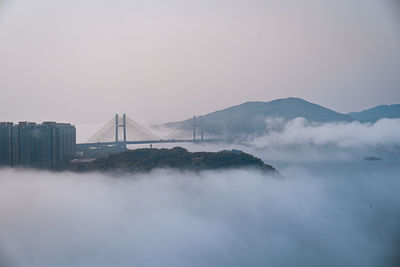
[251,117,400,148]
[239,118,400,162]
[0,166,399,267]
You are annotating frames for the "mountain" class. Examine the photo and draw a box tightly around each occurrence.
[164,97,354,138]
[347,104,400,122]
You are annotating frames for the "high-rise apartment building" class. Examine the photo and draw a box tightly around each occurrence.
[0,122,76,168]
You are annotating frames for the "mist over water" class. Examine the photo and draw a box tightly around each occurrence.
[1,118,400,267]
[0,166,399,267]
[246,118,400,164]
[248,118,400,149]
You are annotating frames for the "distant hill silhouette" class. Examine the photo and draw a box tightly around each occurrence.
[347,104,400,122]
[163,97,354,138]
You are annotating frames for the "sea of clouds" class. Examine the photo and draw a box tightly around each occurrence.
[244,117,400,163]
[249,117,400,149]
[0,118,399,267]
[0,166,399,267]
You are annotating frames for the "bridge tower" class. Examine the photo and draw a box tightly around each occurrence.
[87,114,159,144]
[115,114,127,147]
[192,115,204,143]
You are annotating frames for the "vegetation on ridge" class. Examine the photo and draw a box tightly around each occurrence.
[68,147,278,174]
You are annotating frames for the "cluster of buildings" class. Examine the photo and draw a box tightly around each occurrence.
[0,121,76,168]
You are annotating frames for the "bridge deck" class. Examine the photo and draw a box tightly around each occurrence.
[76,139,229,149]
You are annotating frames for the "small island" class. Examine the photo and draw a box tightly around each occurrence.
[68,147,279,175]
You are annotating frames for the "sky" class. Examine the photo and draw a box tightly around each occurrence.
[0,0,399,125]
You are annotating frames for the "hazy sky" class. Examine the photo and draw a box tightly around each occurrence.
[0,0,399,125]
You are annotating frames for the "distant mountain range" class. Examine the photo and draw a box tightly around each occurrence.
[162,97,400,138]
[347,104,400,122]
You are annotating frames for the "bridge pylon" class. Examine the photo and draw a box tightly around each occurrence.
[115,114,127,148]
[192,115,204,143]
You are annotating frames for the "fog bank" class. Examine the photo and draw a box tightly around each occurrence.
[249,117,400,148]
[242,118,400,163]
[0,167,399,267]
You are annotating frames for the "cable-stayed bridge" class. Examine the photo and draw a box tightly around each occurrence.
[76,114,223,150]
[87,114,160,144]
